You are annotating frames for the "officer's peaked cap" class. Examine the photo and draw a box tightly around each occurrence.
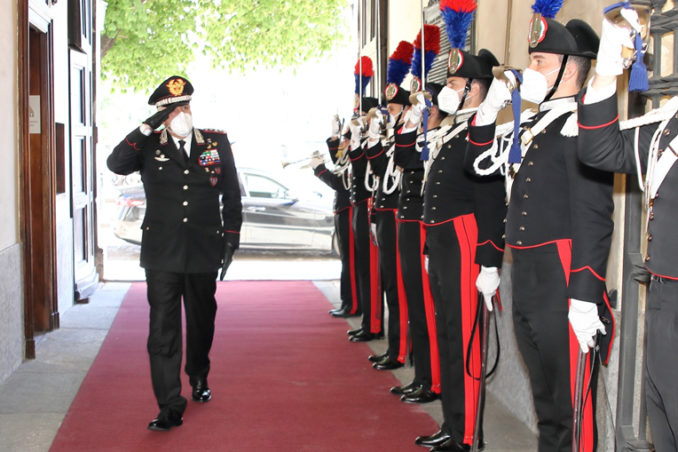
[148,76,194,107]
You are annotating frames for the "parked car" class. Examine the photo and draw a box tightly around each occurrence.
[112,167,337,254]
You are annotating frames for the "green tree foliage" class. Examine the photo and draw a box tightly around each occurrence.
[101,0,350,92]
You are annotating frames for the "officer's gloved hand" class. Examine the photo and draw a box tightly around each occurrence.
[219,243,236,281]
[596,17,636,77]
[349,118,363,150]
[476,266,500,311]
[476,76,513,126]
[331,115,341,138]
[367,110,383,141]
[143,105,177,130]
[406,92,428,128]
[310,155,324,170]
[568,299,607,353]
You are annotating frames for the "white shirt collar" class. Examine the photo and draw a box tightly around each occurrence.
[171,131,193,157]
[539,96,576,113]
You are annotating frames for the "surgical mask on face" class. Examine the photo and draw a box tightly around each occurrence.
[519,67,561,104]
[169,111,193,138]
[437,86,466,114]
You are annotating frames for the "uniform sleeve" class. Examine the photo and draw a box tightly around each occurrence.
[465,117,501,176]
[473,174,506,267]
[314,163,344,191]
[365,140,387,176]
[326,137,341,164]
[565,121,615,303]
[348,141,368,181]
[393,129,422,169]
[107,127,149,175]
[217,134,243,249]
[577,91,654,174]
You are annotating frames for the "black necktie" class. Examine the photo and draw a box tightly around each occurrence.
[179,140,188,164]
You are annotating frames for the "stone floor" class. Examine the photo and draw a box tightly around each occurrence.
[0,281,537,452]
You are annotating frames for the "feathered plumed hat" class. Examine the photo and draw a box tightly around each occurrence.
[410,24,441,93]
[384,41,414,105]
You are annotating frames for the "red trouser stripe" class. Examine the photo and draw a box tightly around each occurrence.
[369,235,382,333]
[348,206,359,314]
[394,211,409,363]
[419,222,441,394]
[454,214,481,444]
[555,239,595,452]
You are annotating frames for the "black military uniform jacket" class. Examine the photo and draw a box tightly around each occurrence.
[423,113,506,268]
[107,127,242,273]
[466,97,614,302]
[365,139,400,212]
[394,128,426,221]
[313,137,351,214]
[348,139,373,206]
[578,92,678,280]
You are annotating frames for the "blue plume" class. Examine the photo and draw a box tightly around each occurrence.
[387,59,411,86]
[411,50,438,80]
[440,8,475,49]
[354,74,371,95]
[531,0,564,19]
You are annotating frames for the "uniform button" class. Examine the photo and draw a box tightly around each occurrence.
[649,211,655,220]
[522,211,527,216]
[438,169,443,173]
[430,220,434,224]
[183,218,188,223]
[523,193,529,199]
[404,206,408,209]
[645,255,651,262]
[664,129,670,136]
[503,218,507,223]
[528,161,534,166]
[441,156,446,160]
[184,169,189,175]
[516,240,523,245]
[647,234,653,241]
[501,233,506,239]
[432,206,437,210]
[436,181,441,185]
[183,185,189,190]
[519,226,526,231]
[407,190,411,193]
[433,194,438,198]
[526,177,532,183]
[533,144,539,149]
[183,201,188,206]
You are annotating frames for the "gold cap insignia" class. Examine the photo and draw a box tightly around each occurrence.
[167,78,186,96]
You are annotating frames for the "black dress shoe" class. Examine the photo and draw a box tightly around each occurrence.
[373,357,404,370]
[390,381,421,395]
[368,352,388,363]
[414,429,452,447]
[401,386,439,404]
[349,330,383,342]
[191,377,212,402]
[148,414,183,431]
[347,327,363,336]
[330,308,354,318]
[430,437,484,452]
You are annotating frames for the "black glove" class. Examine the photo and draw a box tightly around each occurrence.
[219,243,235,281]
[143,105,177,130]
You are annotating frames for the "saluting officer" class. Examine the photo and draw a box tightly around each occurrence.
[312,120,358,318]
[107,76,242,431]
[362,40,413,370]
[466,8,614,451]
[577,7,678,451]
[415,33,505,452]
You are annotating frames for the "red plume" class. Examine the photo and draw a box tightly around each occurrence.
[354,56,374,77]
[413,24,441,55]
[391,41,414,64]
[440,0,477,13]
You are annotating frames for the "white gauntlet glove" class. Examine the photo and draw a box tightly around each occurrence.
[405,92,427,128]
[475,75,513,126]
[368,111,383,140]
[349,119,363,151]
[475,266,500,311]
[596,17,636,77]
[310,155,324,170]
[568,299,606,354]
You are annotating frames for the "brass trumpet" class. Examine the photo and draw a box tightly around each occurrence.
[604,0,652,69]
[281,150,324,169]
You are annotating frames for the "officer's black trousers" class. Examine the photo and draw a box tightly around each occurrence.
[646,277,678,452]
[375,209,407,362]
[511,244,597,452]
[426,216,482,444]
[352,201,381,333]
[336,208,357,313]
[398,220,438,390]
[145,269,217,417]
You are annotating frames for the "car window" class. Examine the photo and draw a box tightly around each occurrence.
[244,173,288,199]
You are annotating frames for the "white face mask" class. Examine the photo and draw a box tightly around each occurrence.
[519,67,560,104]
[169,111,193,138]
[438,86,462,114]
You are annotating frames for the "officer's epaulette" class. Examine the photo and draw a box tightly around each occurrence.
[201,128,227,135]
[620,96,678,131]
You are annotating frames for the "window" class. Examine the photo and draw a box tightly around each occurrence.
[244,174,288,199]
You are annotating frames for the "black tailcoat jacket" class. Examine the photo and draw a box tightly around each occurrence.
[107,127,242,274]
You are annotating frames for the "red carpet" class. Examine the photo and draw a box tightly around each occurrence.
[50,281,437,451]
